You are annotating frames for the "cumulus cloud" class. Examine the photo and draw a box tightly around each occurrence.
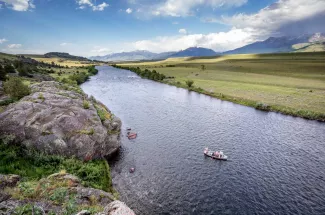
[149,0,247,17]
[76,0,109,11]
[179,29,187,34]
[0,38,8,44]
[7,44,22,49]
[93,2,108,11]
[132,28,253,52]
[221,0,325,37]
[1,0,35,11]
[131,0,325,52]
[126,8,132,14]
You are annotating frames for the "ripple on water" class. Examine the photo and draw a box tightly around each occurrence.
[81,66,325,215]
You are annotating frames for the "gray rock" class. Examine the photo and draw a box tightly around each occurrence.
[0,174,20,190]
[97,201,136,215]
[76,210,91,215]
[0,81,121,160]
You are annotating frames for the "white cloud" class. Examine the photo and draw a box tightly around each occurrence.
[0,38,8,44]
[150,0,247,17]
[93,2,109,11]
[179,28,187,34]
[1,0,35,11]
[221,0,325,37]
[126,8,132,14]
[76,0,109,11]
[7,44,22,49]
[132,28,253,53]
[130,0,325,53]
[172,21,179,25]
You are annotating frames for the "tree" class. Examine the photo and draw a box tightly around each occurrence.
[186,80,194,88]
[201,65,206,71]
[18,65,30,77]
[0,65,7,81]
[4,64,16,73]
[3,77,30,99]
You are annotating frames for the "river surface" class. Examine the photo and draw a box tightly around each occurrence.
[81,66,325,215]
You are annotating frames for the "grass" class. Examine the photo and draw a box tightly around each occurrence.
[116,52,325,121]
[0,140,113,192]
[95,104,111,122]
[77,128,95,135]
[83,100,90,109]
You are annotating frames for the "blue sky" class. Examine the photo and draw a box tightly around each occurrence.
[0,0,324,56]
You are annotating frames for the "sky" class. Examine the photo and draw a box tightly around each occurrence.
[0,0,325,57]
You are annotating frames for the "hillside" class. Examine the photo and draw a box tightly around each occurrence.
[224,33,325,55]
[44,52,89,61]
[170,47,217,58]
[293,42,325,52]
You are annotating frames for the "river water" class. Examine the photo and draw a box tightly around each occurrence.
[81,66,325,215]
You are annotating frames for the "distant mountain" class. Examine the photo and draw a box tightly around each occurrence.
[89,50,176,62]
[89,47,217,62]
[170,47,217,58]
[223,33,325,55]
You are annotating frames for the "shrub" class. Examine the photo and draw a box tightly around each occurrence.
[255,102,270,111]
[4,64,16,73]
[185,80,194,88]
[3,77,30,99]
[0,65,6,81]
[83,100,90,109]
[18,65,31,77]
[201,65,206,71]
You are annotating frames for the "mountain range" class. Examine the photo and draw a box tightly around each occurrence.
[89,33,325,62]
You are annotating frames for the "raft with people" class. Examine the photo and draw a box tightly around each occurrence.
[204,148,228,161]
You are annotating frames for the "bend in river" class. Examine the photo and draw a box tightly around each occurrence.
[81,66,325,215]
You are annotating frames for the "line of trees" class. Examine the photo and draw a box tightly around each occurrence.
[112,65,166,81]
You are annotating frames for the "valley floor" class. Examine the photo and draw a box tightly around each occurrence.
[118,52,325,121]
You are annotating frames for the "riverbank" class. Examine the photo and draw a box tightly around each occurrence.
[113,52,325,121]
[0,55,135,214]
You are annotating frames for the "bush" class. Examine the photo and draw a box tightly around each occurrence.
[0,65,6,81]
[69,72,89,85]
[185,80,194,88]
[18,65,31,77]
[4,64,16,73]
[83,100,90,109]
[3,77,30,99]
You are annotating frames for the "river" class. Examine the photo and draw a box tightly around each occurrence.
[81,66,325,215]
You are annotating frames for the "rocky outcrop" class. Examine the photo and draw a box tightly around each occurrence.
[98,201,136,215]
[0,81,121,160]
[0,173,135,215]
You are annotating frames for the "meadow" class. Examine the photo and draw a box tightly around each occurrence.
[117,52,325,120]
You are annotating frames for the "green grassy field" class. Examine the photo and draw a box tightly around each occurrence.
[118,52,325,120]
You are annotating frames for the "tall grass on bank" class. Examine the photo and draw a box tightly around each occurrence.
[0,140,113,192]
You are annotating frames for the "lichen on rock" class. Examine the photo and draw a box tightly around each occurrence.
[0,81,121,160]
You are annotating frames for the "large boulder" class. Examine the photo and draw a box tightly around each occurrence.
[0,81,121,160]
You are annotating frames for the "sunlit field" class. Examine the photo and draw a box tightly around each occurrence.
[118,52,325,117]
